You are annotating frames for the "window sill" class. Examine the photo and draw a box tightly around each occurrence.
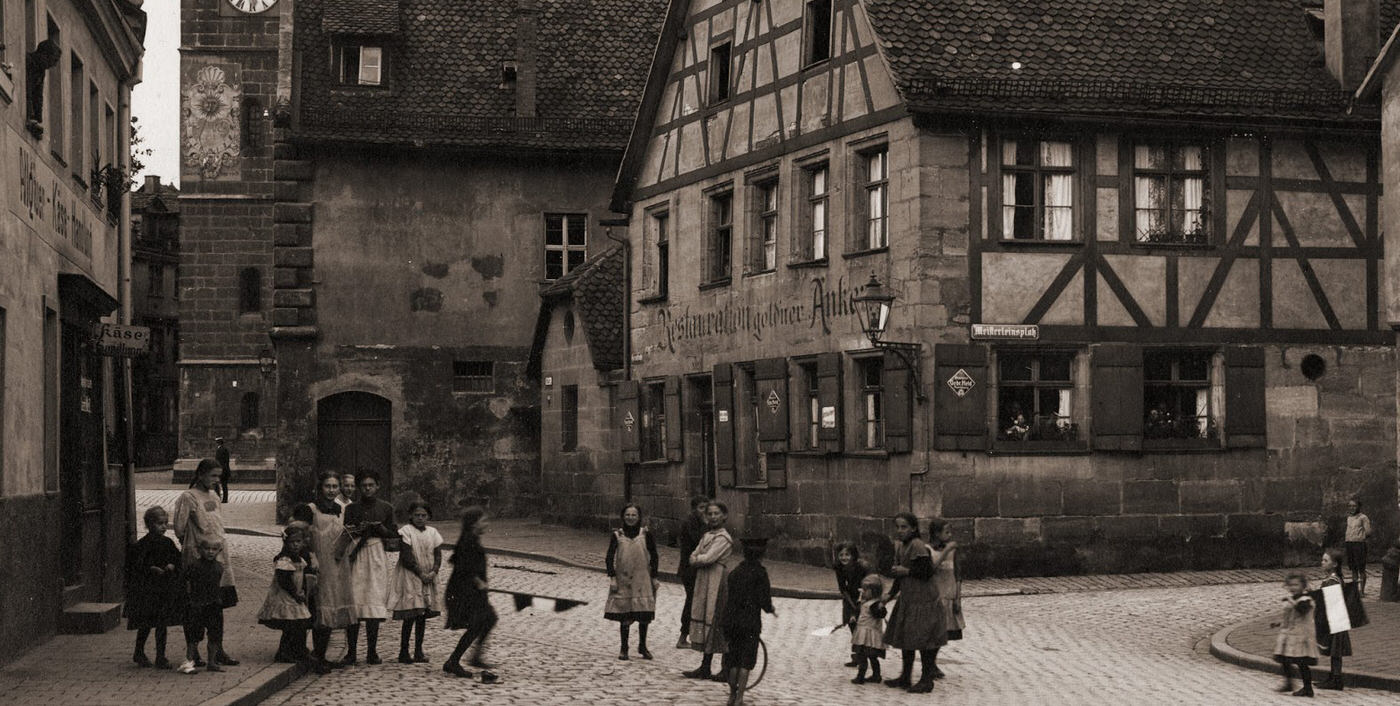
[698,278,732,292]
[73,173,89,191]
[25,120,44,139]
[989,441,1089,455]
[842,247,889,260]
[844,449,890,459]
[787,449,832,457]
[637,459,671,468]
[51,151,68,168]
[1129,240,1215,252]
[787,258,828,269]
[733,483,772,491]
[744,269,776,279]
[996,238,1083,247]
[638,293,669,305]
[0,67,13,103]
[1142,438,1223,452]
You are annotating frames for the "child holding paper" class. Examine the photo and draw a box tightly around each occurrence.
[1316,548,1353,691]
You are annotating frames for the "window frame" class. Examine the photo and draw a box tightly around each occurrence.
[46,17,64,157]
[802,0,833,68]
[992,348,1086,451]
[1142,348,1221,448]
[68,51,84,181]
[993,134,1081,243]
[853,145,889,253]
[1130,141,1212,246]
[544,213,588,281]
[853,354,884,451]
[793,161,829,264]
[749,179,779,274]
[639,379,667,462]
[703,186,734,287]
[708,42,732,105]
[452,360,495,394]
[795,359,821,451]
[654,210,669,299]
[148,264,164,299]
[333,40,389,88]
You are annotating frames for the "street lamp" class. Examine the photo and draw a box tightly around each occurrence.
[852,273,925,402]
[258,347,276,376]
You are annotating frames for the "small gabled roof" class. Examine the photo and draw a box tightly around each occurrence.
[131,179,181,214]
[531,247,626,374]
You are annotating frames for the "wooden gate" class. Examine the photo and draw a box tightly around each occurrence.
[317,392,392,491]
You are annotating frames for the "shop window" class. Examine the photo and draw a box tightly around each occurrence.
[239,391,260,432]
[749,180,778,273]
[856,357,884,449]
[1144,350,1216,440]
[1134,143,1209,245]
[238,267,261,313]
[709,43,732,104]
[797,163,828,262]
[561,384,578,452]
[453,361,494,393]
[803,0,833,67]
[1000,138,1075,241]
[996,351,1079,442]
[856,147,889,251]
[640,380,667,462]
[545,213,587,280]
[706,190,733,284]
[337,44,383,86]
[653,211,669,298]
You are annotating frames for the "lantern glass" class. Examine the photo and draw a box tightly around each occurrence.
[853,273,895,344]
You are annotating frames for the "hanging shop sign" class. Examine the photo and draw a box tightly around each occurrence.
[94,323,150,357]
[970,323,1040,341]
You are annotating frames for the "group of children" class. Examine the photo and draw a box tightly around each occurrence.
[1271,500,1375,697]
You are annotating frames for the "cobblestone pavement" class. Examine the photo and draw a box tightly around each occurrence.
[265,553,1397,706]
[0,534,286,706]
[1226,599,1399,679]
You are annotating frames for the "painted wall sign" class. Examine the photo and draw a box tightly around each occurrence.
[970,323,1040,340]
[766,390,781,413]
[15,141,99,257]
[946,368,976,398]
[94,323,150,357]
[654,275,866,353]
[718,409,730,423]
[821,406,837,428]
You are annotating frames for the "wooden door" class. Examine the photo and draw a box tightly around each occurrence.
[317,392,392,491]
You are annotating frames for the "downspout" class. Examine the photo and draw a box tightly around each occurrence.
[119,71,140,554]
[602,217,631,379]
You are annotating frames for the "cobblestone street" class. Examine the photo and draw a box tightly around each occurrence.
[266,550,1396,706]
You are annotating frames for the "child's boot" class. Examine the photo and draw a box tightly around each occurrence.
[851,661,867,685]
[133,649,152,668]
[340,626,359,665]
[868,658,882,685]
[364,622,382,665]
[1293,685,1314,697]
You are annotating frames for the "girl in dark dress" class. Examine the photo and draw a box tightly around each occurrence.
[126,506,183,669]
[833,542,871,667]
[442,506,499,684]
[1317,548,1354,690]
[881,512,949,694]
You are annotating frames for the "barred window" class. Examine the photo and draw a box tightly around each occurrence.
[453,361,494,394]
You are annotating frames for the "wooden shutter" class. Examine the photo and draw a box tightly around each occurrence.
[664,376,684,462]
[933,343,988,451]
[816,352,843,454]
[618,380,641,463]
[1091,343,1143,451]
[1224,346,1266,448]
[882,351,914,453]
[754,358,789,453]
[713,363,736,487]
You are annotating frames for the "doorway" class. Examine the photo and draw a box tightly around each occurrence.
[317,392,392,490]
[686,376,716,498]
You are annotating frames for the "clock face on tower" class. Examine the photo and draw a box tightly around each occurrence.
[227,0,279,13]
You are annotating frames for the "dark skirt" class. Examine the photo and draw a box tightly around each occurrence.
[883,579,947,651]
[723,629,761,670]
[259,617,313,631]
[393,607,442,620]
[1274,655,1319,666]
[445,592,496,631]
[1319,631,1353,658]
[855,644,886,659]
[604,610,655,623]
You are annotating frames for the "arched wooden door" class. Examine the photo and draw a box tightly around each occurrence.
[317,392,392,491]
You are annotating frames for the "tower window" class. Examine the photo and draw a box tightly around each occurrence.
[238,267,262,313]
[239,391,260,432]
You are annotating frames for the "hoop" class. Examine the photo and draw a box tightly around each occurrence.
[747,639,768,689]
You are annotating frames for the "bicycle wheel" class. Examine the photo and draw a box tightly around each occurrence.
[746,638,768,689]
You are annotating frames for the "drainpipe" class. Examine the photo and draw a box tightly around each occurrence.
[119,71,140,563]
[601,217,631,379]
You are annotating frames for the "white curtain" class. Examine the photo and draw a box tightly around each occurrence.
[1194,388,1210,437]
[1055,389,1073,428]
[1042,142,1074,240]
[1181,146,1204,234]
[1001,172,1020,239]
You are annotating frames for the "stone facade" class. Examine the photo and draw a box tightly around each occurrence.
[130,175,180,469]
[0,0,144,663]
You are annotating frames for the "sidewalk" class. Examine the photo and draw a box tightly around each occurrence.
[1211,598,1400,692]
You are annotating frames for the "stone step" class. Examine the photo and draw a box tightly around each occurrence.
[58,602,122,634]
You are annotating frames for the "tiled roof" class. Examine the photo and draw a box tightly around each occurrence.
[322,0,400,34]
[537,247,625,372]
[294,0,665,151]
[131,180,181,213]
[863,0,1392,120]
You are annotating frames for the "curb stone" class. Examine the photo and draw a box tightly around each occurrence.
[1209,620,1400,693]
[196,662,308,706]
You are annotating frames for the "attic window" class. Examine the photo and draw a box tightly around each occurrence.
[709,43,732,104]
[336,44,383,86]
[803,0,833,67]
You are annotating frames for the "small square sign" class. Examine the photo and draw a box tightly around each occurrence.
[946,368,976,398]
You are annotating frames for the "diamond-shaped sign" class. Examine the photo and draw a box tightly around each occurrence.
[766,390,782,413]
[622,411,635,431]
[946,368,976,398]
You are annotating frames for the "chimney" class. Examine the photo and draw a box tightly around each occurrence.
[1325,0,1380,90]
[144,174,161,192]
[514,0,539,119]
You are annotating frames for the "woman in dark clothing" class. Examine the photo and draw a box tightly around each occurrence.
[443,506,499,684]
[833,541,871,667]
[882,512,949,694]
[677,495,709,648]
[605,503,660,660]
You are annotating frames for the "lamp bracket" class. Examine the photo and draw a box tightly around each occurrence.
[873,340,926,402]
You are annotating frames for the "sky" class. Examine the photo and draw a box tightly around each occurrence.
[131,0,181,187]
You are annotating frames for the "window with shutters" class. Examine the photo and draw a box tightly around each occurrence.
[798,361,820,450]
[734,365,781,486]
[854,147,889,251]
[1144,350,1218,441]
[996,351,1080,442]
[855,356,884,450]
[561,385,578,452]
[545,214,587,280]
[998,137,1076,241]
[1133,143,1209,245]
[705,190,734,285]
[795,163,829,262]
[640,380,666,462]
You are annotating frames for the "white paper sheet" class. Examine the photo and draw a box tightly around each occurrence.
[1322,583,1351,634]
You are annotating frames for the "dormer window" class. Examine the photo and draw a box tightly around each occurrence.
[336,43,383,86]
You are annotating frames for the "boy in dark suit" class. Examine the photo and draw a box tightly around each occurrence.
[721,537,776,706]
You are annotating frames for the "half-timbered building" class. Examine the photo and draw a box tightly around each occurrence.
[588,0,1399,575]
